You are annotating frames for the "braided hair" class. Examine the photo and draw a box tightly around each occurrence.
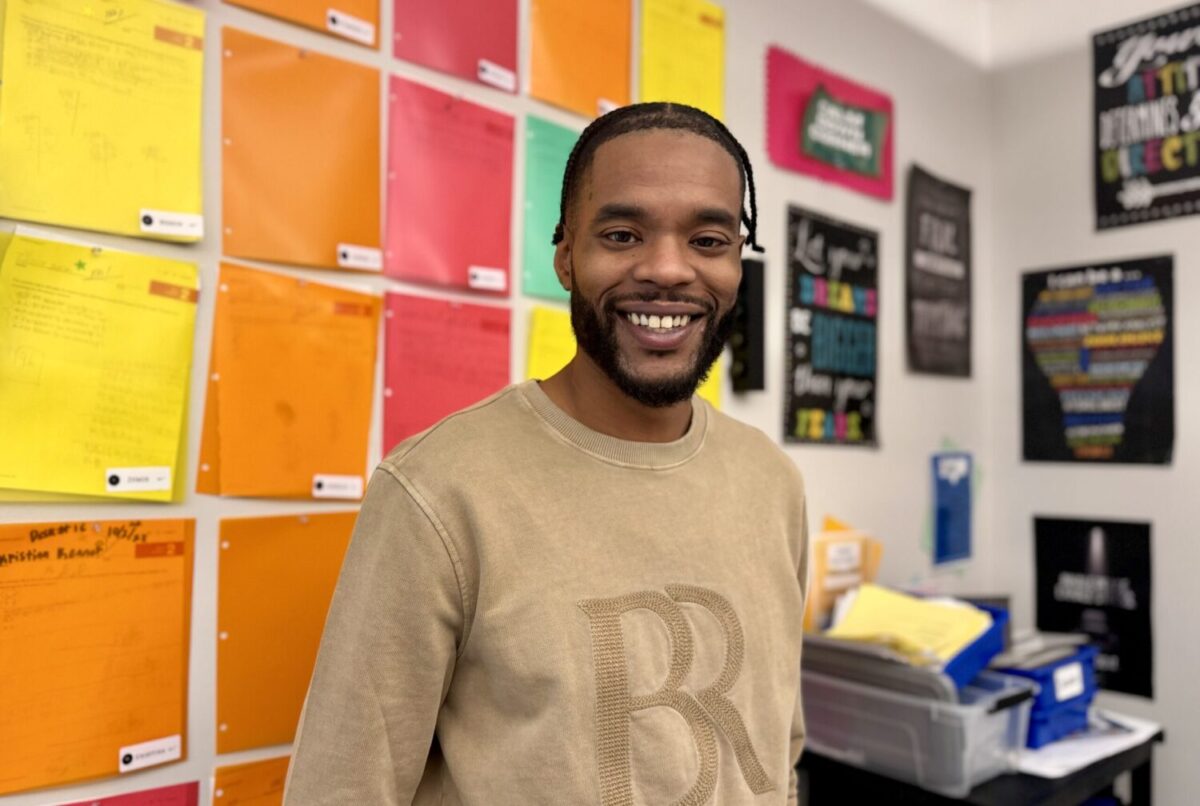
[551,102,764,253]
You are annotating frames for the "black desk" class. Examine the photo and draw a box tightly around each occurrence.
[797,730,1164,805]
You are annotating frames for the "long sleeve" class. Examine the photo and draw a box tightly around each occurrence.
[284,467,465,805]
[787,489,810,804]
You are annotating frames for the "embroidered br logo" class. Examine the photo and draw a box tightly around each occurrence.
[578,584,774,806]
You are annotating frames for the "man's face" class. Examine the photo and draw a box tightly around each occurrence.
[555,129,745,407]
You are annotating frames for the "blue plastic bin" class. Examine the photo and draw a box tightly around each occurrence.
[942,604,1008,689]
[997,644,1099,748]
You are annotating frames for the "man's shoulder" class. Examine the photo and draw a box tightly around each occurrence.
[380,383,534,478]
[705,404,805,489]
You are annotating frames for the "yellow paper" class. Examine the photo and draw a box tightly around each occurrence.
[0,518,193,796]
[802,523,883,631]
[825,583,992,664]
[0,0,204,240]
[640,0,725,119]
[525,305,722,408]
[0,234,198,501]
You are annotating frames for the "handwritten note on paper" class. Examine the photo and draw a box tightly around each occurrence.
[641,0,725,119]
[384,293,511,450]
[0,519,193,796]
[213,756,290,806]
[0,0,205,239]
[0,234,198,502]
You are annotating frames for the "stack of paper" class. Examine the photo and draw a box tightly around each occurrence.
[0,0,205,240]
[0,233,198,502]
[0,519,194,795]
[803,517,884,631]
[197,263,380,500]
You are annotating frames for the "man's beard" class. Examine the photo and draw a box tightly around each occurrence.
[569,283,734,408]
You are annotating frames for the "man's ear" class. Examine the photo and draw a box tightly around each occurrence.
[553,237,573,293]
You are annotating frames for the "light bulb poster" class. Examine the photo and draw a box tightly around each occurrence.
[784,205,878,447]
[1035,517,1153,698]
[1022,256,1173,464]
[1094,4,1200,230]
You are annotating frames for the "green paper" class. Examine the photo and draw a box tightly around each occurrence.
[523,116,577,301]
[800,86,888,178]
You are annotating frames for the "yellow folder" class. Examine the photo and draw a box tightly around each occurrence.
[0,518,194,796]
[0,0,204,240]
[217,512,357,753]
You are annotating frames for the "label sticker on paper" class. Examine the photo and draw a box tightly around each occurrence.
[1053,661,1086,702]
[119,734,182,773]
[468,266,507,292]
[106,467,172,493]
[326,8,375,45]
[826,541,862,573]
[477,59,517,92]
[139,209,203,239]
[336,243,383,271]
[313,474,364,499]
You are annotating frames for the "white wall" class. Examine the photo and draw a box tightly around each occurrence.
[989,10,1200,800]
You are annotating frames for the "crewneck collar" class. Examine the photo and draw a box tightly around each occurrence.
[518,380,709,469]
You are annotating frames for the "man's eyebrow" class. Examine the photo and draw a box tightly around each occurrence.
[592,203,648,224]
[694,207,739,229]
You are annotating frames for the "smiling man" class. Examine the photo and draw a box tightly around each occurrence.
[285,103,809,806]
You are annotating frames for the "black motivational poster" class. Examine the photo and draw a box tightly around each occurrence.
[1094,4,1200,229]
[784,206,878,446]
[1022,256,1173,464]
[905,164,972,376]
[1036,517,1153,699]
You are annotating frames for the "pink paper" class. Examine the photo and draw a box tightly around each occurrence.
[60,782,199,806]
[393,0,518,92]
[383,292,511,451]
[385,77,514,294]
[766,46,894,200]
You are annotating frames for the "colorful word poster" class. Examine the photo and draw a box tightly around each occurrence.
[530,0,631,118]
[0,234,198,502]
[0,0,204,240]
[223,28,381,271]
[394,0,518,92]
[218,513,356,753]
[932,453,971,564]
[383,293,511,451]
[784,206,878,446]
[0,519,194,795]
[1094,4,1200,229]
[197,264,380,499]
[213,756,290,805]
[60,782,199,806]
[1022,256,1173,464]
[523,115,577,301]
[386,77,514,294]
[1036,517,1153,698]
[766,46,894,200]
[906,165,972,377]
[640,0,725,119]
[228,0,379,47]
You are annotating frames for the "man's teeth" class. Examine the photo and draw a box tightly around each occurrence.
[626,312,692,331]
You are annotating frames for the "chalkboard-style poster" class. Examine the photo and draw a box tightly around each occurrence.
[1022,256,1173,464]
[785,206,878,446]
[1036,517,1153,699]
[1094,4,1200,229]
[906,165,971,377]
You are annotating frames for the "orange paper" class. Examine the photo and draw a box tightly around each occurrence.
[227,0,379,47]
[530,0,631,118]
[213,756,290,806]
[197,264,380,499]
[0,519,193,796]
[217,512,357,753]
[222,27,381,271]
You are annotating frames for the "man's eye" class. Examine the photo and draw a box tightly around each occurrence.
[693,236,727,248]
[604,231,637,244]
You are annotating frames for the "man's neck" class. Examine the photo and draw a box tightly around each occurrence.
[539,355,693,443]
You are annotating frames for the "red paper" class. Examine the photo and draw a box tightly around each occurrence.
[383,293,511,451]
[385,77,514,295]
[393,0,518,92]
[60,782,199,806]
[766,46,894,200]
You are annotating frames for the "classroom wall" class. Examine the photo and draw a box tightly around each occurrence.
[988,2,1200,799]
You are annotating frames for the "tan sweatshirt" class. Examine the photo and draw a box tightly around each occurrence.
[285,381,808,805]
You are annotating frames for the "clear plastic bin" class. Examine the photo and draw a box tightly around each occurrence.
[802,669,1036,797]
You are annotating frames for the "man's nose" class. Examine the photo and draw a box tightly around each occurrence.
[630,236,698,288]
